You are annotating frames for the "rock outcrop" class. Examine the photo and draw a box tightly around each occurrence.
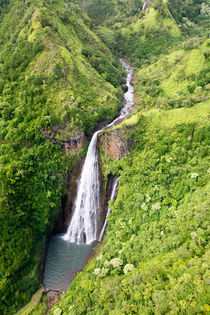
[40,128,86,154]
[53,156,85,233]
[99,127,134,159]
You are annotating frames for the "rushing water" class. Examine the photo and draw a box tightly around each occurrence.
[44,59,133,290]
[142,1,150,11]
[63,131,100,244]
[99,176,119,242]
[63,59,133,245]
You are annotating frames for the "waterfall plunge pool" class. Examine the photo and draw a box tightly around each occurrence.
[44,59,133,293]
[44,235,91,293]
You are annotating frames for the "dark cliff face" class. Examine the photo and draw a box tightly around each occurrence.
[40,130,86,154]
[53,156,85,234]
[42,131,87,234]
[99,127,134,159]
[55,124,132,239]
[62,133,86,154]
[97,126,134,237]
[52,123,133,235]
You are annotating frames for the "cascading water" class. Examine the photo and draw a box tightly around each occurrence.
[142,0,150,11]
[63,59,134,245]
[44,59,134,291]
[99,176,119,242]
[63,131,100,244]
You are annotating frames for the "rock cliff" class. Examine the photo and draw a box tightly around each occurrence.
[99,126,134,159]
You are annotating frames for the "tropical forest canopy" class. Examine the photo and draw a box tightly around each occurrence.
[0,0,209,314]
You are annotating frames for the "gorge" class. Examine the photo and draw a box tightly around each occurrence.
[0,0,209,314]
[44,59,134,292]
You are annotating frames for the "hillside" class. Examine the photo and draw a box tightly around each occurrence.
[78,0,143,25]
[80,0,209,67]
[54,101,210,315]
[135,38,209,110]
[50,0,210,314]
[0,0,210,314]
[0,0,124,313]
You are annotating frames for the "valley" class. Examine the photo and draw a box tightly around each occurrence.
[0,0,209,314]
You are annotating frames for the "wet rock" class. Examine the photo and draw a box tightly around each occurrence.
[53,156,85,233]
[62,132,85,154]
[40,127,86,154]
[99,127,134,159]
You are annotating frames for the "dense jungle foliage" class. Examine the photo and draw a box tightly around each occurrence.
[54,101,210,315]
[78,0,144,25]
[135,38,209,110]
[0,0,124,313]
[51,0,210,314]
[79,0,210,66]
[0,0,209,314]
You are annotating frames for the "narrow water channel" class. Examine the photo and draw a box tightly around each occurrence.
[44,59,134,292]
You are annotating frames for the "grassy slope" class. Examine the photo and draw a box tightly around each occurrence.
[78,0,143,25]
[0,0,124,136]
[51,1,210,314]
[114,2,181,67]
[80,0,182,67]
[0,0,10,22]
[0,0,124,313]
[53,101,210,315]
[135,38,210,110]
[1,0,209,313]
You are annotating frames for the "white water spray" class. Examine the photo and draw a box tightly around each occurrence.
[63,60,133,244]
[142,0,150,11]
[63,132,100,244]
[99,177,119,242]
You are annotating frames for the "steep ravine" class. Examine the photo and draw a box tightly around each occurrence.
[42,60,134,312]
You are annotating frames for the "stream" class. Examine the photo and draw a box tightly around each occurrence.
[44,59,134,292]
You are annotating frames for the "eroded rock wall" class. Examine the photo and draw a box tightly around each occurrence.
[99,127,134,159]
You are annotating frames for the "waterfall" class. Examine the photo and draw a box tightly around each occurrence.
[99,176,119,242]
[63,60,133,245]
[142,2,147,11]
[142,1,150,11]
[63,131,100,244]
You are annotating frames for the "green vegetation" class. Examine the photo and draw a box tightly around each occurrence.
[79,0,182,66]
[1,0,210,313]
[113,100,210,130]
[17,288,46,315]
[80,0,209,67]
[78,0,143,25]
[50,1,209,314]
[135,38,209,110]
[114,3,181,67]
[168,0,208,24]
[53,102,210,314]
[0,0,10,22]
[0,0,124,313]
